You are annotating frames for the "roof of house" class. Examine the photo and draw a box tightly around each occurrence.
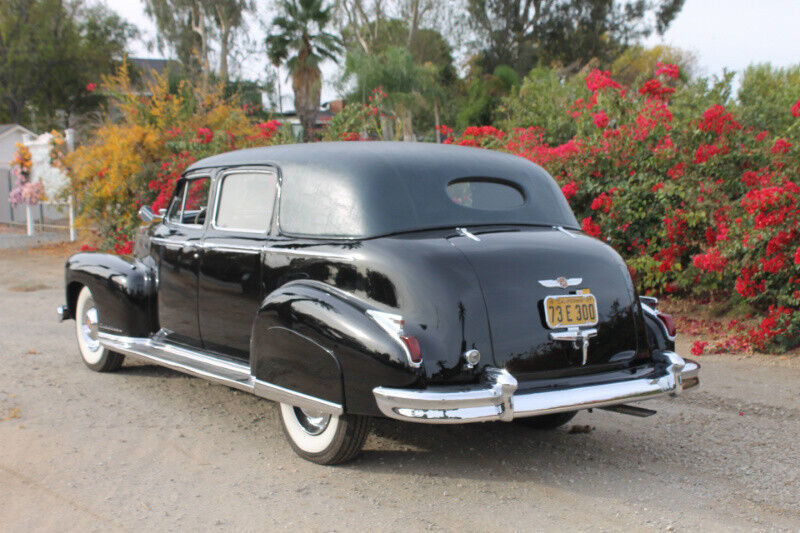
[0,124,35,140]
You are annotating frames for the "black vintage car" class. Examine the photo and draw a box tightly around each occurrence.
[58,142,699,464]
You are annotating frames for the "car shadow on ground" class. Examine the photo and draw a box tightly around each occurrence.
[351,415,639,480]
[117,362,190,378]
[113,359,673,482]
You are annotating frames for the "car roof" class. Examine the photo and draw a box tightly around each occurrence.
[186,141,538,177]
[186,141,579,238]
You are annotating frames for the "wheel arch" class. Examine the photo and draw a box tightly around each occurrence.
[65,252,158,337]
[251,280,421,416]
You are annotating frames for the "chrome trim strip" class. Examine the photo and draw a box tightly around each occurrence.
[553,225,578,238]
[373,351,699,424]
[202,243,263,254]
[538,277,583,288]
[98,332,252,389]
[263,247,356,261]
[253,380,343,416]
[97,332,343,415]
[456,227,480,241]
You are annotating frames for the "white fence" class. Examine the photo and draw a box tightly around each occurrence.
[0,130,75,240]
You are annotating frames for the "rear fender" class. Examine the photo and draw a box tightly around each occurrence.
[251,280,421,416]
[65,252,158,337]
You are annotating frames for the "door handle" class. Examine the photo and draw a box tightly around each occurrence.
[181,243,201,258]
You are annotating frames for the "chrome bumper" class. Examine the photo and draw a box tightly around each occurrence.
[57,305,71,322]
[373,351,699,424]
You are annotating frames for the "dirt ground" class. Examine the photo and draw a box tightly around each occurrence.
[1,244,799,532]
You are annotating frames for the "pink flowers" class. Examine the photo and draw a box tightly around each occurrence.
[196,127,213,144]
[581,217,602,238]
[86,82,97,92]
[592,110,609,129]
[638,79,675,99]
[791,99,800,118]
[690,341,708,356]
[693,143,724,164]
[585,69,620,92]
[698,105,741,135]
[692,248,727,272]
[770,138,792,154]
[560,181,579,200]
[655,62,680,79]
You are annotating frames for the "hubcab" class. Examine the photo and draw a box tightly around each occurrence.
[81,299,101,352]
[293,407,331,435]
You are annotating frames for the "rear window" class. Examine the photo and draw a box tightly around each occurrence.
[446,179,525,210]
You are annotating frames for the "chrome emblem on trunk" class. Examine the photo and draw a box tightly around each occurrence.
[539,277,582,289]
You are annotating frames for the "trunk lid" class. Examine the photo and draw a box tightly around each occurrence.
[449,226,649,381]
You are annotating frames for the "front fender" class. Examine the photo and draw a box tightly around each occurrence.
[65,252,158,337]
[251,280,422,416]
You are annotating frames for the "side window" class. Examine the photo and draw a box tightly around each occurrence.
[166,177,210,226]
[214,172,277,232]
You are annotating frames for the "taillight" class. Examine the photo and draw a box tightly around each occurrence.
[366,309,423,367]
[657,312,677,338]
[400,335,422,363]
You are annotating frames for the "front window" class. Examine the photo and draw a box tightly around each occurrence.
[167,176,210,226]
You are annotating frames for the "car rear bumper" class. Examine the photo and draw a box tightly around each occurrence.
[372,351,699,424]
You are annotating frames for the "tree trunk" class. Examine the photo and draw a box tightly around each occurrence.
[401,108,415,142]
[406,0,420,48]
[190,2,210,84]
[219,24,230,81]
[292,63,321,142]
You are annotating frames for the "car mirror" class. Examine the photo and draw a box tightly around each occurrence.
[138,205,159,222]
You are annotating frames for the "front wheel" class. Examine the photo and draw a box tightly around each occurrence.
[278,403,370,465]
[75,286,124,372]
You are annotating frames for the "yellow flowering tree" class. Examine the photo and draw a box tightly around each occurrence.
[65,65,291,251]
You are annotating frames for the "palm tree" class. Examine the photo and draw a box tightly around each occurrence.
[266,0,341,141]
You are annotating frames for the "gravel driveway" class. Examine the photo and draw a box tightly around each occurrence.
[1,245,799,531]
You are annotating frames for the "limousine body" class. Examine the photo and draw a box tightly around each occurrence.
[59,142,699,464]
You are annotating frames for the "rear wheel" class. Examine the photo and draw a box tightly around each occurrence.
[278,403,370,465]
[75,286,124,372]
[515,411,577,430]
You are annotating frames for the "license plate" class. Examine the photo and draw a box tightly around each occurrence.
[543,293,598,328]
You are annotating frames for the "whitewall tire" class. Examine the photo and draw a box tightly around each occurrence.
[278,403,370,465]
[75,286,124,372]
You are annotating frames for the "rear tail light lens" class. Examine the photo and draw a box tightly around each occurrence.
[366,309,423,367]
[400,335,422,363]
[657,312,677,338]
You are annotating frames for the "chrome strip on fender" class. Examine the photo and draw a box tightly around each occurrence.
[97,332,342,415]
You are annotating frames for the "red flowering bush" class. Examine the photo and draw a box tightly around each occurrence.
[439,63,800,352]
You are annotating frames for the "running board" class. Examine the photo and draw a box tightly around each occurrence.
[97,332,343,415]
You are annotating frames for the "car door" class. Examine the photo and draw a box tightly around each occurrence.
[198,168,278,361]
[150,175,210,347]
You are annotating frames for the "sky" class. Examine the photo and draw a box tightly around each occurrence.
[108,0,800,106]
